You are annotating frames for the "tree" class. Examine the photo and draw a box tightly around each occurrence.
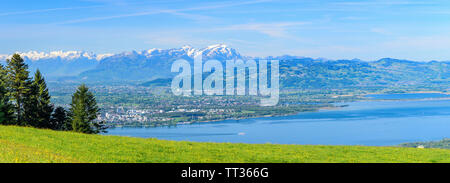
[0,64,13,124]
[50,107,68,130]
[23,77,39,127]
[6,54,32,125]
[32,70,54,128]
[69,84,107,134]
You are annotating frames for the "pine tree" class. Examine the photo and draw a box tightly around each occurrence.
[23,77,39,127]
[32,70,53,128]
[0,64,13,124]
[69,84,107,134]
[6,54,31,125]
[50,107,68,130]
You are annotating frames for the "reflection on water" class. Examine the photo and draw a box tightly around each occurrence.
[106,93,450,146]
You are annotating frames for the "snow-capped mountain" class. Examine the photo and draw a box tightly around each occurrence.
[0,51,113,79]
[0,51,112,61]
[110,44,242,61]
[200,44,243,60]
[0,44,243,81]
[78,44,243,81]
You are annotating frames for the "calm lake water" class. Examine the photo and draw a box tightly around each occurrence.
[106,93,450,146]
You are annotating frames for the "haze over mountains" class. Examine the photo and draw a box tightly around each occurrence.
[0,44,449,90]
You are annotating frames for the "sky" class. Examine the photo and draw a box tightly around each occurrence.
[1,0,450,61]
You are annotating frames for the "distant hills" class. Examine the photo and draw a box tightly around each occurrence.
[1,45,449,90]
[278,58,449,89]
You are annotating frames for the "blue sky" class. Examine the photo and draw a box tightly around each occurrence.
[1,0,450,61]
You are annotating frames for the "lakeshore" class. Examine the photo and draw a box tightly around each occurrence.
[107,93,450,146]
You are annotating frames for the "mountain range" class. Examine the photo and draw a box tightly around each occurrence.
[0,51,111,79]
[0,44,243,80]
[1,44,449,90]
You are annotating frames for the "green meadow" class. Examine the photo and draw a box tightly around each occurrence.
[0,125,449,163]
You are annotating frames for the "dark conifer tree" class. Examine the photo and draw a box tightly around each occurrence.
[23,78,39,127]
[32,70,53,128]
[0,64,13,125]
[6,54,31,125]
[69,84,107,134]
[50,106,68,130]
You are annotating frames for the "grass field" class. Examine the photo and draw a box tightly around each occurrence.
[0,125,449,163]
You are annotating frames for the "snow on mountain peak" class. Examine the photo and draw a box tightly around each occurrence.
[0,51,111,61]
[0,44,242,63]
[206,44,228,49]
[96,53,114,60]
[145,48,162,55]
[200,44,241,60]
[134,44,240,60]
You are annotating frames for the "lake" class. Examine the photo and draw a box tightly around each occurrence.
[106,93,450,146]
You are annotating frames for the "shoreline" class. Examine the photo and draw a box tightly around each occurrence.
[179,91,450,126]
[112,91,450,128]
[113,105,341,128]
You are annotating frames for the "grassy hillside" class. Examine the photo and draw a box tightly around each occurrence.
[0,125,449,163]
